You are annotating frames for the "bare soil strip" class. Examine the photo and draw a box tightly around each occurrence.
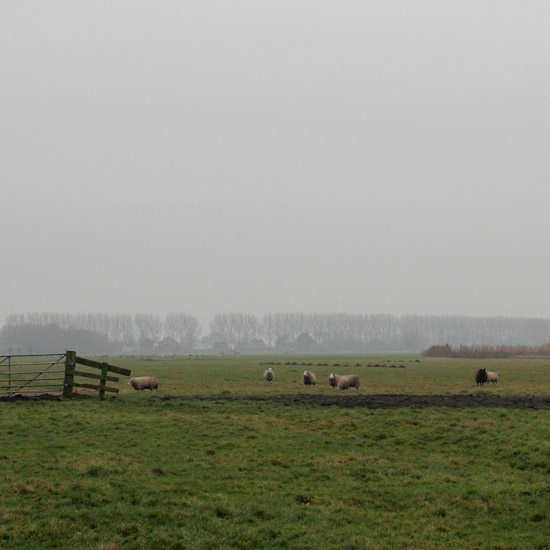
[160,393,550,409]
[2,393,550,409]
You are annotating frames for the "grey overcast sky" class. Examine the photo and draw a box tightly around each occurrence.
[2,1,550,328]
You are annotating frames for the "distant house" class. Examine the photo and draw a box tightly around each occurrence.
[293,332,318,353]
[137,337,157,355]
[157,336,181,355]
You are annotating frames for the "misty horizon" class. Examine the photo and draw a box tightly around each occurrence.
[4,309,550,337]
[3,311,550,357]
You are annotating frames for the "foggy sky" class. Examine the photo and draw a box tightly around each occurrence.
[2,1,550,329]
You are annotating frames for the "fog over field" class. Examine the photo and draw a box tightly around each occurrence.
[2,1,550,328]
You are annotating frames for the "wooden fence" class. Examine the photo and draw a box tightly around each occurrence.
[0,351,131,399]
[63,351,131,399]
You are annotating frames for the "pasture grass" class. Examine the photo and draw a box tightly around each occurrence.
[113,353,550,397]
[1,354,550,549]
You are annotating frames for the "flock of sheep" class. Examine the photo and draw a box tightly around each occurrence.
[263,367,361,390]
[263,366,500,391]
[126,367,499,393]
[125,370,363,393]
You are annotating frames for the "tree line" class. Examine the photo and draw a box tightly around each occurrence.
[210,313,550,352]
[0,313,200,355]
[423,343,550,359]
[1,311,550,355]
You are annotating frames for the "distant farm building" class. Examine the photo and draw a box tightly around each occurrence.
[157,336,181,355]
[293,333,318,353]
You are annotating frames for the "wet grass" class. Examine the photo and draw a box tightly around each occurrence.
[1,354,550,549]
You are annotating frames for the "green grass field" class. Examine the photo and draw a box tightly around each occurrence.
[112,353,550,397]
[1,355,550,549]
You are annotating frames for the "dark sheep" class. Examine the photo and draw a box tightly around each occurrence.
[475,368,488,386]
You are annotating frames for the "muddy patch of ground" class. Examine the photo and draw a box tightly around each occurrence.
[3,393,550,409]
[0,393,65,402]
[0,392,103,402]
[160,393,550,409]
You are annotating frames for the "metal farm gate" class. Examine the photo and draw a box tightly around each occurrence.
[0,353,66,397]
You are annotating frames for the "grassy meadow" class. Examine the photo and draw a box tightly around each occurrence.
[1,354,550,549]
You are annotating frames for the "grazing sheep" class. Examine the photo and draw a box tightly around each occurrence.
[486,371,499,384]
[128,376,158,391]
[302,370,317,386]
[328,373,342,387]
[263,367,274,383]
[336,374,361,390]
[475,368,488,386]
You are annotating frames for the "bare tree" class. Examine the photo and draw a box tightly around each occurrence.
[134,313,163,344]
[210,313,237,348]
[210,313,258,348]
[110,314,135,351]
[165,313,201,350]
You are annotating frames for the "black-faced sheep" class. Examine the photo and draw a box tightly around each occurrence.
[336,374,361,390]
[475,368,488,386]
[302,370,317,386]
[128,376,158,391]
[486,371,499,384]
[263,367,274,382]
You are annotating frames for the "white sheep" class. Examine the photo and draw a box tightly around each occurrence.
[263,367,274,383]
[328,373,342,388]
[302,370,317,386]
[128,376,159,391]
[336,374,361,390]
[486,371,499,384]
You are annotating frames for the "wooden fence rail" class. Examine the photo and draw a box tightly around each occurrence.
[63,351,131,399]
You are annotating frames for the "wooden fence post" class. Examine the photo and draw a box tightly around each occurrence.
[99,362,108,400]
[63,350,76,398]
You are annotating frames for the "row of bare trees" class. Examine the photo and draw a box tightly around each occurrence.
[2,313,201,354]
[2,312,549,355]
[208,313,550,352]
